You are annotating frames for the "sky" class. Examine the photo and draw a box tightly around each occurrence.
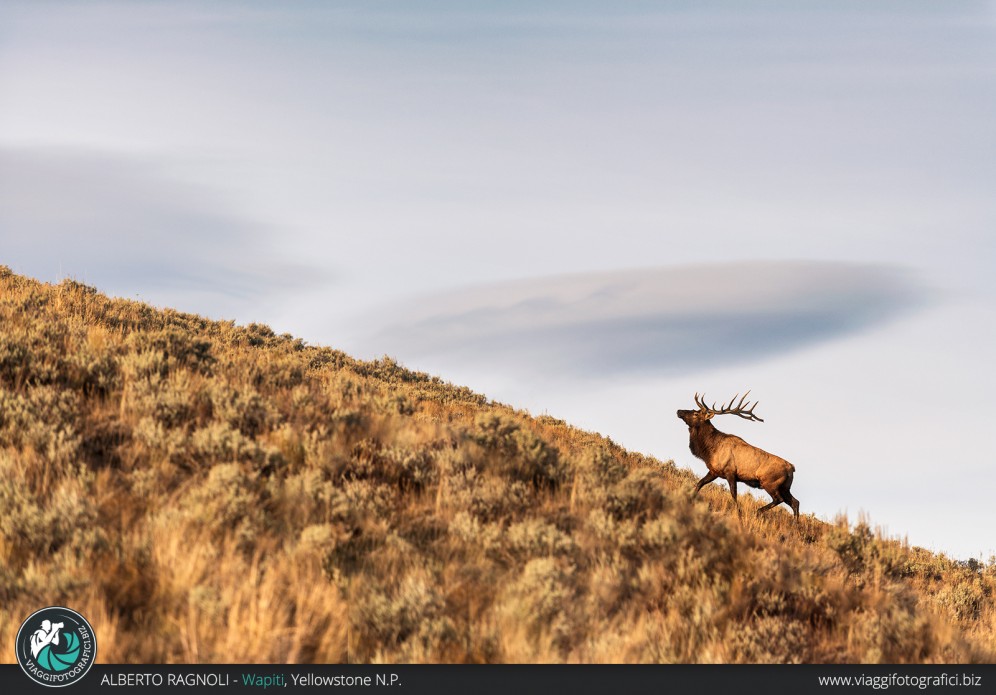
[2,1,995,559]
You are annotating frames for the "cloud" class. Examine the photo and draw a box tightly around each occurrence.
[362,261,930,379]
[0,147,329,313]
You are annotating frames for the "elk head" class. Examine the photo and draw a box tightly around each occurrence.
[676,391,764,427]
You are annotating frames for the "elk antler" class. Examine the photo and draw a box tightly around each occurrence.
[693,391,765,422]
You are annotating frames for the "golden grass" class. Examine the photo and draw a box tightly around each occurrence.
[0,266,993,663]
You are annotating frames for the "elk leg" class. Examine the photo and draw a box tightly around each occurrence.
[693,472,717,496]
[764,481,801,519]
[758,482,790,515]
[779,484,800,519]
[726,476,741,516]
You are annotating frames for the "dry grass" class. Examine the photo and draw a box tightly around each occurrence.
[0,266,994,663]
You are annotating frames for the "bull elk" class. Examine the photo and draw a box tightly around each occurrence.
[677,392,799,519]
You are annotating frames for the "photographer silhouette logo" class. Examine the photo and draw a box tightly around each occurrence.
[16,607,96,687]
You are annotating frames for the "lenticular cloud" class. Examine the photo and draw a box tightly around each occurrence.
[362,261,930,379]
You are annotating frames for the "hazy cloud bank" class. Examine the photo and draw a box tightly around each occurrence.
[364,261,930,379]
[0,148,327,313]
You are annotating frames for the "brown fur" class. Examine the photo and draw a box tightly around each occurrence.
[677,408,799,518]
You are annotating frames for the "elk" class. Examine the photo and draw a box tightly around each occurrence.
[677,392,799,519]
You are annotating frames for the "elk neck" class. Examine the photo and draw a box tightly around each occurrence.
[687,419,722,461]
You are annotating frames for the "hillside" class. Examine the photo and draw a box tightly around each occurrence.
[0,266,993,663]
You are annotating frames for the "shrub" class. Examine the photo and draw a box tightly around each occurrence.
[208,384,277,437]
[936,582,986,622]
[0,453,105,558]
[351,571,454,657]
[499,558,577,650]
[505,519,575,560]
[172,463,267,548]
[728,617,808,663]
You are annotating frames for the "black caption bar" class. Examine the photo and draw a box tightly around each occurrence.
[0,664,991,695]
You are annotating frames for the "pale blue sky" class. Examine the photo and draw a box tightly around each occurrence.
[2,1,995,559]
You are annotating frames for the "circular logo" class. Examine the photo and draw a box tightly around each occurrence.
[15,607,97,687]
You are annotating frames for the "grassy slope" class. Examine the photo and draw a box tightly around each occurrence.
[0,267,993,663]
